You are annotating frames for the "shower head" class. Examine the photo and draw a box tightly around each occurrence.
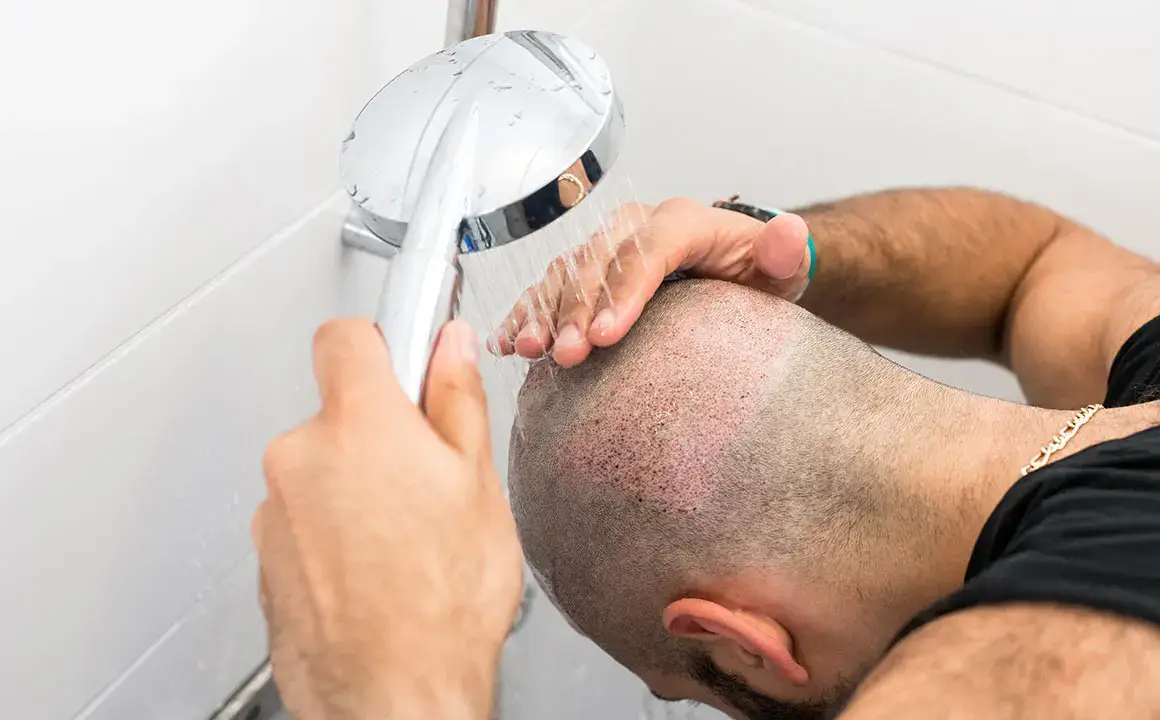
[338,30,625,403]
[341,29,624,254]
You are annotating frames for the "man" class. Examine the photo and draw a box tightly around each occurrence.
[501,188,1160,717]
[254,188,1160,719]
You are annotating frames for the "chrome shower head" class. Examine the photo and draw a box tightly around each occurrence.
[339,30,625,402]
[342,30,624,253]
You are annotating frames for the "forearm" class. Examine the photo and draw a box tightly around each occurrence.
[795,187,1160,406]
[837,604,1160,720]
[795,187,1062,360]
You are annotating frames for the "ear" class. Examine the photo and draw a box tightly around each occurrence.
[663,598,809,686]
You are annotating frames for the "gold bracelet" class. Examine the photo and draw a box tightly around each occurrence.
[1020,404,1103,476]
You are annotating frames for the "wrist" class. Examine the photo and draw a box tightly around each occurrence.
[341,642,502,720]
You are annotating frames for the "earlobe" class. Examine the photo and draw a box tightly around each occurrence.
[662,598,810,686]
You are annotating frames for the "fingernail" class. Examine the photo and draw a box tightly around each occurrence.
[556,324,582,347]
[593,309,615,336]
[517,323,538,343]
[450,321,478,364]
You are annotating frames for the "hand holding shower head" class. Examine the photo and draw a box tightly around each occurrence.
[339,30,625,403]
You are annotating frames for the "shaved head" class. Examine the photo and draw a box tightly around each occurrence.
[509,279,934,711]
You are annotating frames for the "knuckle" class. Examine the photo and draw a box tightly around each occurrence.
[312,318,361,355]
[657,196,700,215]
[250,503,267,550]
[547,256,568,277]
[434,367,487,406]
[614,200,653,221]
[262,429,302,497]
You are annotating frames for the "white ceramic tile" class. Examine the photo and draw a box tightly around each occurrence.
[78,557,265,720]
[0,0,441,432]
[736,0,1160,141]
[0,195,393,719]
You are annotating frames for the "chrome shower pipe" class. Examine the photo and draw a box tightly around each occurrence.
[446,0,498,45]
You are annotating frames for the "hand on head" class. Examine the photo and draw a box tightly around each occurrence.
[492,197,812,367]
[253,318,523,720]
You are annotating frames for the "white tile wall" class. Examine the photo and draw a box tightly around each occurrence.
[742,0,1160,143]
[0,0,368,431]
[0,0,443,717]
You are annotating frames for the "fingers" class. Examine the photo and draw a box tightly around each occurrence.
[550,238,619,367]
[424,319,492,464]
[493,202,656,361]
[587,199,706,346]
[587,230,669,347]
[753,213,811,280]
[752,213,813,301]
[512,259,567,358]
[312,318,402,419]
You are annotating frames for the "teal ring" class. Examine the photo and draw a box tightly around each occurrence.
[806,235,817,282]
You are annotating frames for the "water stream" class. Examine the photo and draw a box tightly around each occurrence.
[457,160,650,434]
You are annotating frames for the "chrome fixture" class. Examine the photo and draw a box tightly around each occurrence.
[446,0,498,46]
[339,29,624,402]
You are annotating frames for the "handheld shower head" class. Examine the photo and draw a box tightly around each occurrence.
[339,30,625,402]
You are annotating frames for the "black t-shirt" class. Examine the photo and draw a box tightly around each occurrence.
[896,316,1160,643]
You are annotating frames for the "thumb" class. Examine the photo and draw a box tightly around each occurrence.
[423,319,492,463]
[752,213,811,281]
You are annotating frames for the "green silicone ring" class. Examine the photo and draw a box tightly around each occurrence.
[806,235,817,282]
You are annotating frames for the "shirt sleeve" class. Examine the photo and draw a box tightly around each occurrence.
[1106,315,1160,408]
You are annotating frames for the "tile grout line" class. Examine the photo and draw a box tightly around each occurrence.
[69,550,261,720]
[0,191,348,449]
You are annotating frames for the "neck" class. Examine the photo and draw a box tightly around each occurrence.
[859,383,1159,633]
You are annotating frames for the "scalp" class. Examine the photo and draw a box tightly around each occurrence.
[508,279,905,671]
[514,280,798,513]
